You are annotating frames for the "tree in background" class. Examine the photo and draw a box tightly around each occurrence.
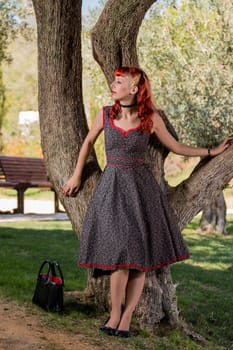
[0,0,17,151]
[1,0,39,156]
[138,0,233,234]
[2,33,39,156]
[32,0,233,331]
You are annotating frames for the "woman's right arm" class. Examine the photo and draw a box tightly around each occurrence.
[62,109,103,196]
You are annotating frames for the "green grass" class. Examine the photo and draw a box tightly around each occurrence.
[171,215,233,349]
[0,221,86,300]
[0,216,233,349]
[0,187,55,200]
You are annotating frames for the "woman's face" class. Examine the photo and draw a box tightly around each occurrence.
[111,74,137,102]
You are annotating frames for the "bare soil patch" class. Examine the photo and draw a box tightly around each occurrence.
[0,298,101,350]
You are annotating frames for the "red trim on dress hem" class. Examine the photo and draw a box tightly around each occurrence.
[78,253,191,271]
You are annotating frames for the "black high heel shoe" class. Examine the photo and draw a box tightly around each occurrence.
[114,329,131,337]
[99,319,116,336]
[100,324,116,336]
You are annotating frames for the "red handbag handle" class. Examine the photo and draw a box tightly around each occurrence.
[51,261,64,286]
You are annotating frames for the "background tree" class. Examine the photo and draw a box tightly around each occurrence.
[32,0,233,332]
[1,0,38,156]
[0,0,17,150]
[2,33,39,156]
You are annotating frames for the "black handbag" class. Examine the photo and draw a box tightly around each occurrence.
[32,259,64,312]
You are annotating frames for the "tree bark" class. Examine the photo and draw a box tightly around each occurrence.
[199,192,227,235]
[91,0,157,84]
[32,0,101,236]
[32,0,233,331]
[167,149,233,230]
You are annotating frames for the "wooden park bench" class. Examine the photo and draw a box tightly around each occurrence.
[0,155,59,214]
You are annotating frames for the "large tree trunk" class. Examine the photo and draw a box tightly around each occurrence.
[32,0,233,331]
[32,0,101,236]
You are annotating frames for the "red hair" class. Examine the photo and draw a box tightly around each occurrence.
[111,66,155,133]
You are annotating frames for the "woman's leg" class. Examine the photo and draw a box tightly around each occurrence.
[117,270,145,331]
[105,269,129,329]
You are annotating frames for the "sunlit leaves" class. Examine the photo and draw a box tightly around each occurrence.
[138,0,233,147]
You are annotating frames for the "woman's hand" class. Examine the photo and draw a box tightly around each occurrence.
[62,176,81,197]
[211,135,233,156]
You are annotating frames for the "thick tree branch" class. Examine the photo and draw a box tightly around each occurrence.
[91,0,157,84]
[168,146,233,230]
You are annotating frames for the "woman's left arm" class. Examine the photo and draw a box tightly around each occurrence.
[151,113,233,157]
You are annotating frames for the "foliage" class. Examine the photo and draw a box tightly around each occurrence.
[82,0,107,30]
[0,0,17,148]
[0,0,35,48]
[138,0,233,147]
[0,216,233,349]
[1,32,39,156]
[0,0,17,63]
[0,0,37,155]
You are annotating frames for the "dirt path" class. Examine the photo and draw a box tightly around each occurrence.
[0,299,101,350]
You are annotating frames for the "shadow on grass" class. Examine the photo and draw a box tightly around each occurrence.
[172,262,233,348]
[171,216,233,348]
[63,297,98,317]
[185,216,233,235]
[226,220,233,232]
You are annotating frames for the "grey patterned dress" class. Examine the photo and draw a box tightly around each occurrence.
[78,106,190,274]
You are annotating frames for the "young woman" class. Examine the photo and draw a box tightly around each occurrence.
[62,66,232,337]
